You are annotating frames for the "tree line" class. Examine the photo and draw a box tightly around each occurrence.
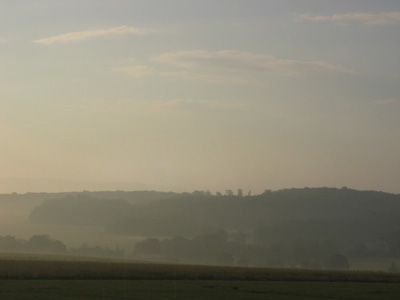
[0,235,123,258]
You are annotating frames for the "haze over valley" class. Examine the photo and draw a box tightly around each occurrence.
[0,187,399,272]
[1,1,400,276]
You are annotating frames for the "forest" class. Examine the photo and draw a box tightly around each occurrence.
[0,187,399,270]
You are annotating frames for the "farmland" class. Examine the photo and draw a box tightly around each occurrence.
[1,280,400,300]
[1,254,400,299]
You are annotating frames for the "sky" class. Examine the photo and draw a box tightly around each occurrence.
[1,0,400,194]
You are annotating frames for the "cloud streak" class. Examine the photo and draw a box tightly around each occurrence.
[34,26,158,45]
[116,65,161,78]
[150,99,244,113]
[115,64,248,84]
[297,12,400,26]
[115,50,355,84]
[374,99,399,105]
[152,50,355,76]
[70,98,245,115]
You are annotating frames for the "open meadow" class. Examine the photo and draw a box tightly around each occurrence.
[1,253,400,299]
[2,280,400,300]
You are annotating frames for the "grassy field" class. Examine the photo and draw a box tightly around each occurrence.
[1,280,400,300]
[1,253,400,299]
[2,254,400,282]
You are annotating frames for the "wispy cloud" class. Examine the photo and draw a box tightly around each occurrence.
[152,50,355,76]
[34,26,158,45]
[150,99,245,113]
[115,65,194,80]
[116,50,355,83]
[297,12,400,26]
[70,98,244,115]
[115,64,248,84]
[374,99,399,105]
[115,65,161,78]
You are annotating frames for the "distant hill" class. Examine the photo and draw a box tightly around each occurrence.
[27,188,400,240]
[0,190,179,206]
[0,190,178,219]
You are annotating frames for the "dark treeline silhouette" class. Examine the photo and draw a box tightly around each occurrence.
[30,195,134,226]
[0,235,123,259]
[0,235,66,254]
[29,187,400,237]
[132,228,400,270]
[132,230,351,270]
[1,190,178,213]
[3,187,400,268]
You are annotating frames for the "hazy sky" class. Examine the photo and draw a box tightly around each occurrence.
[1,0,400,194]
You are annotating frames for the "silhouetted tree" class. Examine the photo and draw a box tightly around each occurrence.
[225,190,233,196]
[134,238,162,255]
[0,235,25,252]
[388,262,400,273]
[323,254,349,270]
[27,235,66,253]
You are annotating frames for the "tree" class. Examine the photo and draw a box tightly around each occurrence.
[134,238,162,255]
[27,235,66,253]
[162,236,193,259]
[388,262,400,273]
[225,190,233,196]
[323,254,349,270]
[237,189,243,197]
[0,235,25,252]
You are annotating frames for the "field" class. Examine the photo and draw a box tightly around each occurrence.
[1,253,400,299]
[1,280,400,300]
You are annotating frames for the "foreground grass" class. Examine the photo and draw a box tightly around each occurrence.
[1,280,400,300]
[1,254,400,299]
[1,257,400,282]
